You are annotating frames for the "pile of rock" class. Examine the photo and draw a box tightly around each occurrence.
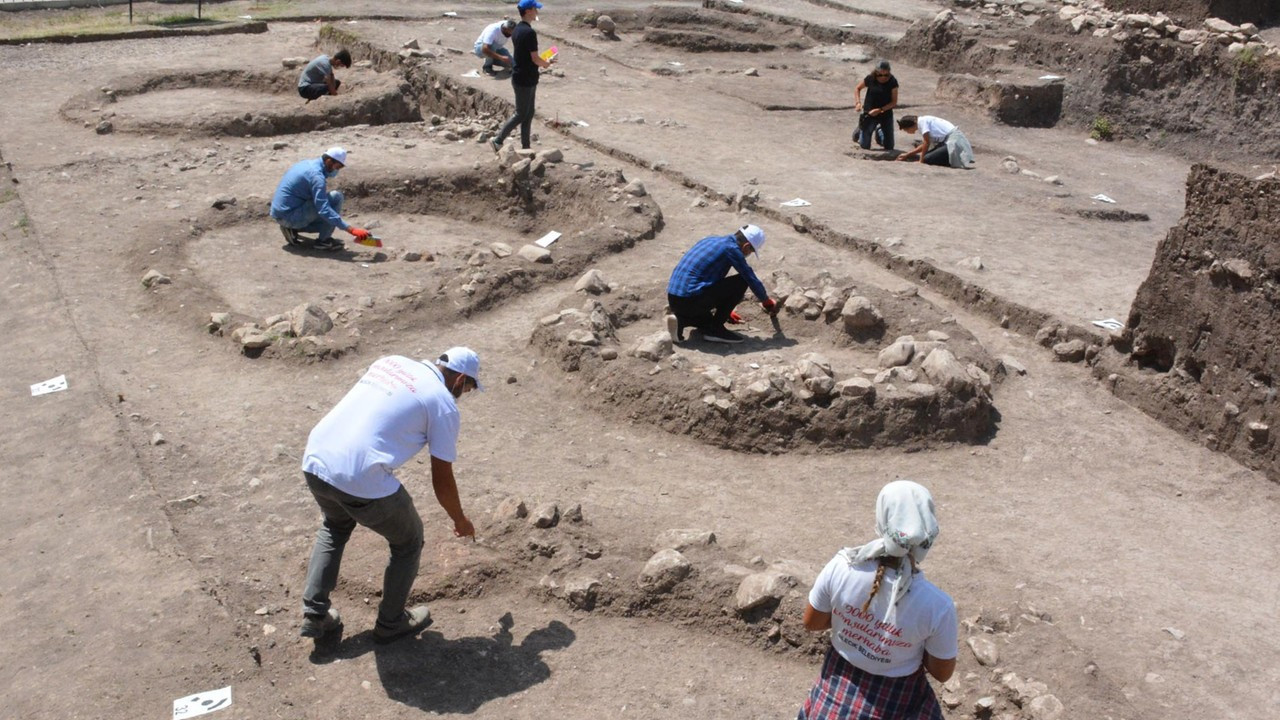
[208,301,349,356]
[930,604,1072,720]
[424,113,498,144]
[1034,322,1102,364]
[1055,4,1274,56]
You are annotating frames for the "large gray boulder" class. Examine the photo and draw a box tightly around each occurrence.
[841,296,883,332]
[638,549,692,592]
[652,529,716,553]
[920,348,974,394]
[878,339,915,368]
[734,571,796,613]
[631,331,673,361]
[289,303,333,337]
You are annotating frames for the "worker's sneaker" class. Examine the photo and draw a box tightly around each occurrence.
[299,608,342,639]
[702,326,745,344]
[373,605,433,645]
[666,314,683,344]
[312,238,345,252]
[488,138,502,153]
[279,225,304,246]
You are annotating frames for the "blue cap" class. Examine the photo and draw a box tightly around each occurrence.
[517,0,543,10]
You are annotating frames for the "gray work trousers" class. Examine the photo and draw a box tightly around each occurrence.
[496,82,538,149]
[301,472,424,629]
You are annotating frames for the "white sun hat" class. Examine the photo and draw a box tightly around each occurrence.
[437,346,483,391]
[740,224,765,257]
[324,147,348,166]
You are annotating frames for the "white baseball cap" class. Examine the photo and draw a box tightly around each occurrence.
[323,147,348,166]
[437,346,483,391]
[739,224,765,257]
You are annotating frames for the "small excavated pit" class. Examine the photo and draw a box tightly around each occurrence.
[166,159,662,361]
[578,6,815,53]
[61,68,419,137]
[532,270,1001,453]
[935,72,1064,128]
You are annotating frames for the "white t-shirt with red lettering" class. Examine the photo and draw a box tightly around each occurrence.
[303,355,460,499]
[808,555,958,677]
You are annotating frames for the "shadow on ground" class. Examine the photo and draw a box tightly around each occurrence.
[311,613,575,713]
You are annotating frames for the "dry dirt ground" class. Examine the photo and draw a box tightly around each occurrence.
[1,1,1278,719]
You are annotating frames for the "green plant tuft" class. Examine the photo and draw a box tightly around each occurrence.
[1090,116,1114,142]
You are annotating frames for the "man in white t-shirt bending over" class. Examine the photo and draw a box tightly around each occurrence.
[298,349,482,644]
[473,19,517,74]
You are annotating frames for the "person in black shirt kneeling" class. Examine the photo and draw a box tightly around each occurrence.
[853,60,899,152]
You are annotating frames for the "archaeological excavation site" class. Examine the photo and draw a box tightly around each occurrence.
[1,1,1277,719]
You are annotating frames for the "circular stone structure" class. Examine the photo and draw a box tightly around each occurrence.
[533,271,1001,453]
[61,68,419,137]
[154,158,663,362]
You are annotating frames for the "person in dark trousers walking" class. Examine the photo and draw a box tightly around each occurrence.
[491,0,555,151]
[853,60,898,151]
[665,224,778,345]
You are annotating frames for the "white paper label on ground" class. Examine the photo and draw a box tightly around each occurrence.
[30,375,67,397]
[1091,194,1117,204]
[443,11,458,17]
[780,198,811,207]
[573,120,590,127]
[535,231,562,248]
[173,687,232,718]
[461,70,481,78]
[1092,318,1124,331]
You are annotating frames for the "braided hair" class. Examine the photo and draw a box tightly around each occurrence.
[861,555,917,613]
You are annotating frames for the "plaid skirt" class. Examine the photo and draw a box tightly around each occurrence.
[797,647,944,720]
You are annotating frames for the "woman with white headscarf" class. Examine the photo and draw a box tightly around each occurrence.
[797,480,958,720]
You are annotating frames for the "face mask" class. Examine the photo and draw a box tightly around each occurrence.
[324,167,340,179]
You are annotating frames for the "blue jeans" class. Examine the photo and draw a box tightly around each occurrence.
[274,191,343,241]
[301,472,425,629]
[856,110,894,151]
[473,43,511,72]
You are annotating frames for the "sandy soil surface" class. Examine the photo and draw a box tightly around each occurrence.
[1,2,1278,720]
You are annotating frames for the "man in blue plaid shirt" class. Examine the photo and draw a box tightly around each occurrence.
[666,224,778,344]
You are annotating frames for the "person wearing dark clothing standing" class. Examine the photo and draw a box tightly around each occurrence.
[491,0,555,151]
[853,60,899,151]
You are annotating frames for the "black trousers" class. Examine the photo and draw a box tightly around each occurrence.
[668,275,748,332]
[496,82,538,149]
[299,79,340,100]
[923,137,951,166]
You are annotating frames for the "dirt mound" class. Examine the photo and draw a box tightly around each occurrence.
[1110,0,1280,26]
[531,271,1000,453]
[895,10,1280,162]
[61,68,418,137]
[1098,165,1280,480]
[150,161,662,362]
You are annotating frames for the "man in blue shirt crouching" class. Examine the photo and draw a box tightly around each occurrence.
[666,224,778,344]
[269,147,371,252]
